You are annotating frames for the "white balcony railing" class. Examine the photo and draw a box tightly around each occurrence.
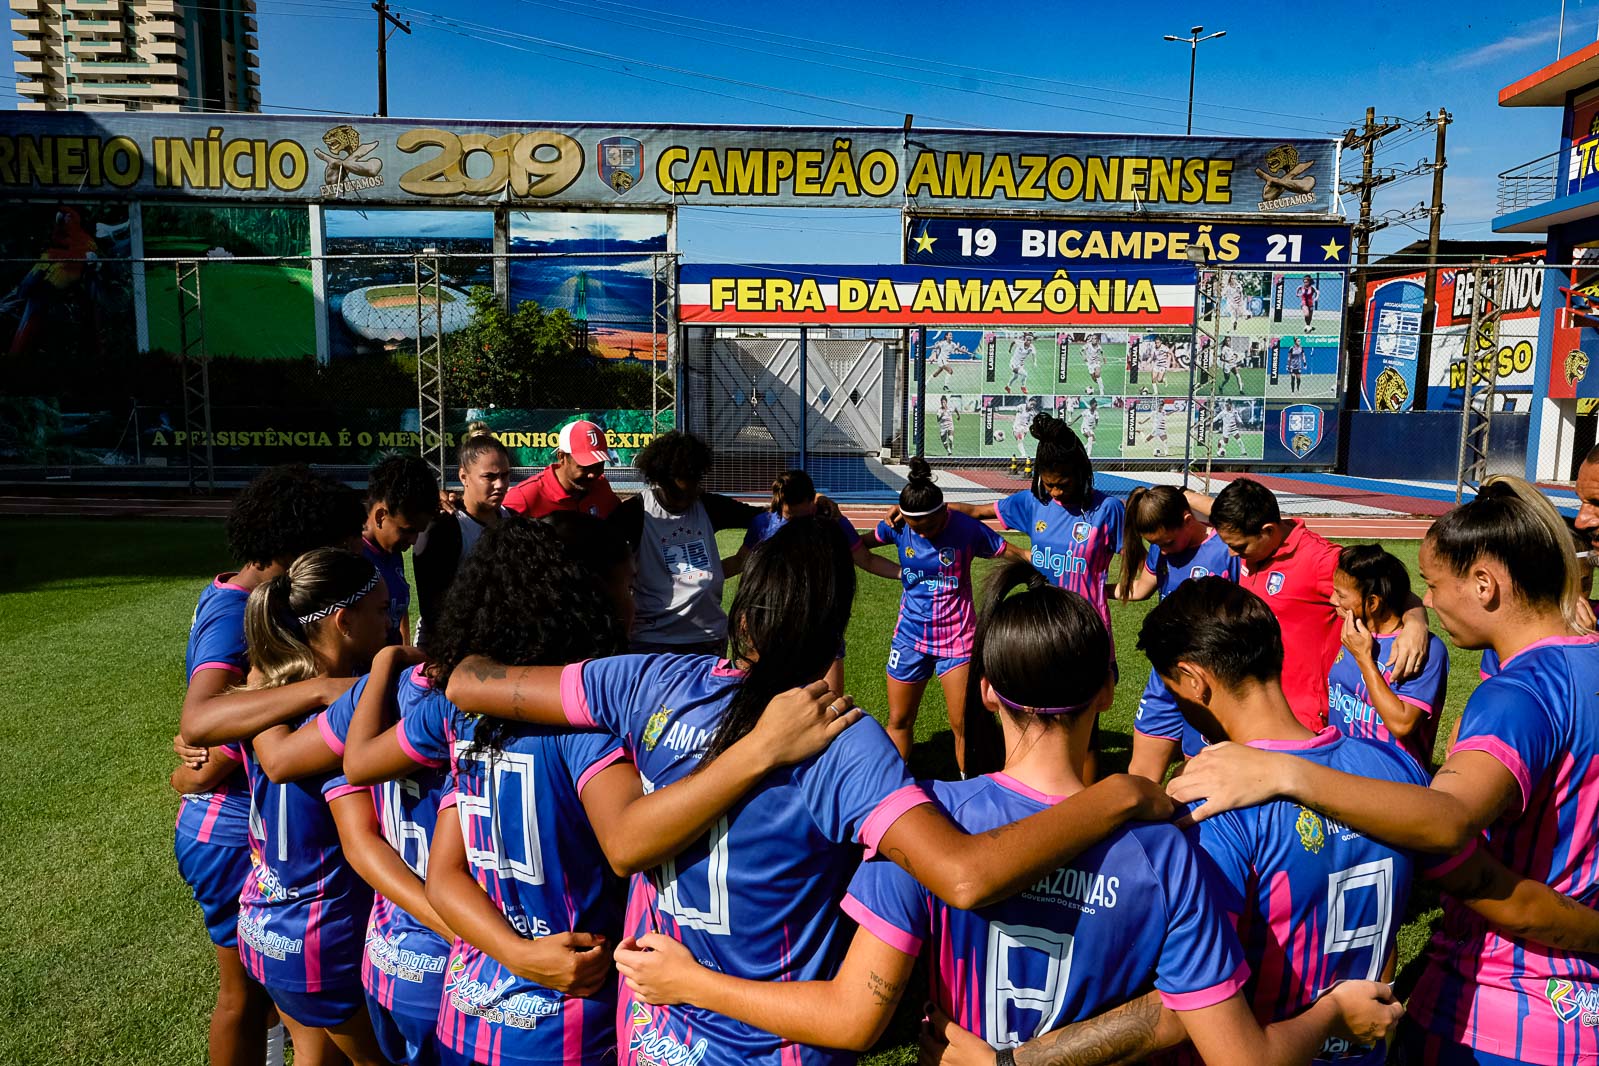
[1497,149,1562,216]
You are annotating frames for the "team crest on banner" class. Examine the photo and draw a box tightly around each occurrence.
[598,137,644,194]
[1072,521,1090,543]
[1266,572,1286,596]
[1280,404,1325,459]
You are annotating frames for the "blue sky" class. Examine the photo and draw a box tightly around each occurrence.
[4,0,1589,262]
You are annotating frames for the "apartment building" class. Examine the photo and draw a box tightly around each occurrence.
[11,0,260,112]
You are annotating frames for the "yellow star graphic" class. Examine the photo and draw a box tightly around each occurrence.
[1320,236,1345,261]
[914,230,937,254]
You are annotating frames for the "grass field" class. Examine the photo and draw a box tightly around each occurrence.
[1,519,1476,1066]
[144,261,315,358]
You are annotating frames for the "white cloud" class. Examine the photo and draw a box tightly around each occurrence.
[1448,21,1561,70]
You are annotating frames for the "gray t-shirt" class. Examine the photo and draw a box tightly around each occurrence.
[632,491,728,645]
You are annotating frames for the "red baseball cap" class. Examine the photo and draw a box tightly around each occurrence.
[558,420,610,466]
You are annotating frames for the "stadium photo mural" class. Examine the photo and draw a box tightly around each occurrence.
[322,208,495,359]
[142,204,314,359]
[0,201,134,361]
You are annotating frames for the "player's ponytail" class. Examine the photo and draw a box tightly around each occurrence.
[245,547,379,689]
[1118,486,1191,601]
[770,469,816,514]
[1029,413,1093,508]
[457,422,509,470]
[899,456,944,516]
[1428,475,1586,631]
[699,516,856,765]
[965,560,1111,776]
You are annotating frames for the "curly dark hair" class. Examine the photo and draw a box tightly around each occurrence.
[425,515,627,757]
[225,464,365,568]
[367,454,440,522]
[635,430,714,488]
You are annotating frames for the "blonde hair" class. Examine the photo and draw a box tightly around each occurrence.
[244,547,378,689]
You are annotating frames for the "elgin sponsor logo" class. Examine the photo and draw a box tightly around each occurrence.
[1032,546,1087,579]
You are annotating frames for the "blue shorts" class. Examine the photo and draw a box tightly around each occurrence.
[174,832,252,949]
[1390,1019,1521,1066]
[1132,668,1209,759]
[886,635,969,684]
[267,981,367,1030]
[369,993,442,1066]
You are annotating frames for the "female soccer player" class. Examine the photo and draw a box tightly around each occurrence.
[1170,476,1599,1066]
[1012,396,1039,459]
[1286,336,1308,393]
[235,547,393,1065]
[1327,543,1449,769]
[1116,485,1240,782]
[171,464,364,1066]
[729,470,900,693]
[613,564,1404,1064]
[946,415,1122,655]
[1004,333,1033,395]
[1082,335,1106,395]
[1298,274,1320,331]
[864,457,1025,770]
[936,395,958,456]
[1141,401,1171,457]
[362,454,441,646]
[413,426,511,642]
[444,516,1182,1066]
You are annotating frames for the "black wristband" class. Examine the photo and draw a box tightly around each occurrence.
[995,1050,1017,1066]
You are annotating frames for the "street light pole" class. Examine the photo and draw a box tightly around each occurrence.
[1164,25,1227,135]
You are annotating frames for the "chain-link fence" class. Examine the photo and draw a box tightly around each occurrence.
[0,249,675,493]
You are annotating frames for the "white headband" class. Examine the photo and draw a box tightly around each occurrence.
[899,502,946,518]
[297,572,380,625]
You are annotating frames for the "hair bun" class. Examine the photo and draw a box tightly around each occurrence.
[465,420,494,439]
[907,456,934,483]
[1030,412,1065,443]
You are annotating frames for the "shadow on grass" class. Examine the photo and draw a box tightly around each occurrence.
[0,517,227,594]
[907,726,1137,783]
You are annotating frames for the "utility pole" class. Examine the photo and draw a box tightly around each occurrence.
[374,0,411,118]
[1416,107,1452,411]
[1340,107,1401,399]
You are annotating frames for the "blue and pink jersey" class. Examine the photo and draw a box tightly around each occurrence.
[875,513,1006,658]
[437,705,628,1066]
[318,668,453,1025]
[844,774,1247,1050]
[176,576,253,846]
[237,712,373,994]
[560,652,932,1066]
[1325,632,1448,769]
[994,489,1123,646]
[1407,635,1599,1065]
[1190,728,1425,1065]
[362,537,409,645]
[744,510,862,550]
[1132,531,1241,756]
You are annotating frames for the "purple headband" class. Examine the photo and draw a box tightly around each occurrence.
[991,687,1096,717]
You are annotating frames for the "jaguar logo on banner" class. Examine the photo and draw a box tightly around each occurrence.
[598,137,644,194]
[1280,403,1325,459]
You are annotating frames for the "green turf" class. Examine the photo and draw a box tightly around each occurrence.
[0,519,1475,1065]
[144,262,316,358]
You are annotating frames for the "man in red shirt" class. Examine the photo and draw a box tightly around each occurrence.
[1205,478,1431,731]
[504,419,622,518]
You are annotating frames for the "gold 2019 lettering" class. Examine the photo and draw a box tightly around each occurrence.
[396,129,583,198]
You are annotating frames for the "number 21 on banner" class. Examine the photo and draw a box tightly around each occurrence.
[1266,234,1303,263]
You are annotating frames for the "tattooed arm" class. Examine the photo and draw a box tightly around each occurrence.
[1433,843,1599,952]
[616,925,913,1052]
[920,995,1175,1066]
[443,657,569,726]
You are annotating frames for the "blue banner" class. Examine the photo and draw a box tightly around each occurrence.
[1361,277,1426,412]
[904,218,1351,268]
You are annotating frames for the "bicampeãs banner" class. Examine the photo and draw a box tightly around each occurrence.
[0,112,1340,217]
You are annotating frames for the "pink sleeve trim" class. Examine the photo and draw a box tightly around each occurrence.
[1421,836,1481,880]
[1478,669,1493,682]
[858,784,933,859]
[1395,694,1437,714]
[438,791,459,810]
[1134,726,1185,743]
[841,893,922,956]
[1452,735,1533,813]
[324,783,366,802]
[396,719,448,769]
[993,509,1012,531]
[1160,960,1251,1011]
[560,661,596,728]
[189,661,245,681]
[316,713,346,757]
[576,748,628,796]
[218,743,244,762]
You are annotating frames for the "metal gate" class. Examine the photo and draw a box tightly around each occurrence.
[681,328,906,495]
